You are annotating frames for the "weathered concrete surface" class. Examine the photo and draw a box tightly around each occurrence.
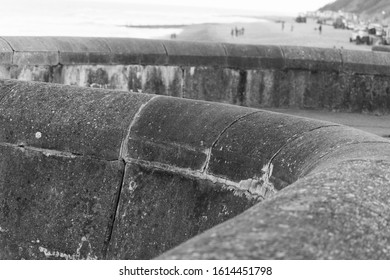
[2,36,59,65]
[103,38,167,65]
[159,159,390,259]
[182,67,242,104]
[0,38,13,65]
[0,80,154,259]
[1,37,390,113]
[281,46,342,72]
[341,49,390,75]
[271,126,389,184]
[107,163,257,259]
[0,145,123,259]
[54,37,112,65]
[0,79,153,159]
[2,75,390,260]
[263,108,390,137]
[163,40,226,67]
[372,45,390,53]
[207,111,337,186]
[223,44,284,69]
[124,96,258,170]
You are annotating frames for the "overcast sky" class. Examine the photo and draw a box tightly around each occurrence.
[2,0,335,16]
[113,0,334,13]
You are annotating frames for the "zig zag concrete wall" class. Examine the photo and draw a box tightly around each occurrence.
[0,36,390,113]
[1,79,390,259]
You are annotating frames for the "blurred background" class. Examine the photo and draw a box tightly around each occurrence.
[1,0,390,50]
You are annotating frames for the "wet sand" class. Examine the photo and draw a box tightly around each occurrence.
[166,17,372,51]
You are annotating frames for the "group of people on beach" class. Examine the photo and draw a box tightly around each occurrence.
[281,21,294,32]
[231,26,245,37]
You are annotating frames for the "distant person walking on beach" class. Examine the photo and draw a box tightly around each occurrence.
[282,21,285,31]
[319,24,322,34]
[231,28,234,37]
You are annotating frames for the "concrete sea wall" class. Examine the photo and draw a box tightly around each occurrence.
[1,36,390,113]
[1,79,390,259]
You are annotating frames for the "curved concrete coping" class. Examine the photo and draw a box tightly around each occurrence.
[280,45,342,72]
[1,79,390,259]
[222,43,284,69]
[372,45,390,53]
[1,36,390,76]
[341,48,390,75]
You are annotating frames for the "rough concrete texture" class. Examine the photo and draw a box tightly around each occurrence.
[0,79,153,160]
[207,110,337,185]
[1,79,390,260]
[103,38,167,65]
[61,65,130,90]
[125,96,258,170]
[159,159,390,259]
[0,145,124,259]
[1,37,390,112]
[271,126,390,184]
[0,38,13,65]
[10,65,57,83]
[107,163,257,259]
[222,43,284,69]
[372,45,390,53]
[182,67,242,104]
[50,37,112,65]
[162,40,226,66]
[2,36,60,65]
[341,74,390,114]
[341,49,390,75]
[0,79,156,259]
[281,46,342,72]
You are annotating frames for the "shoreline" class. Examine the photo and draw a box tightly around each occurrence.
[156,17,372,51]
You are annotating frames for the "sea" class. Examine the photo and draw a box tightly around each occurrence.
[0,0,268,39]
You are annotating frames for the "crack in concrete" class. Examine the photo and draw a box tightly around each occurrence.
[119,96,159,159]
[314,141,390,164]
[265,124,341,169]
[201,111,260,173]
[103,96,159,258]
[102,158,126,259]
[180,66,185,98]
[0,142,80,158]
[130,158,274,201]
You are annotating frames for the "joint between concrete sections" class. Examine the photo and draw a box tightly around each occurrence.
[161,42,169,64]
[119,95,159,160]
[338,48,344,72]
[201,111,261,174]
[221,43,229,60]
[266,124,341,171]
[0,142,78,159]
[278,45,287,69]
[0,37,15,65]
[129,158,274,201]
[0,142,124,162]
[315,141,390,163]
[102,158,126,259]
[180,66,185,98]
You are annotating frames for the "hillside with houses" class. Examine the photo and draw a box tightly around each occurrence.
[319,0,390,22]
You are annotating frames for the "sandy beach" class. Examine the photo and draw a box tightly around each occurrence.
[164,17,372,51]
